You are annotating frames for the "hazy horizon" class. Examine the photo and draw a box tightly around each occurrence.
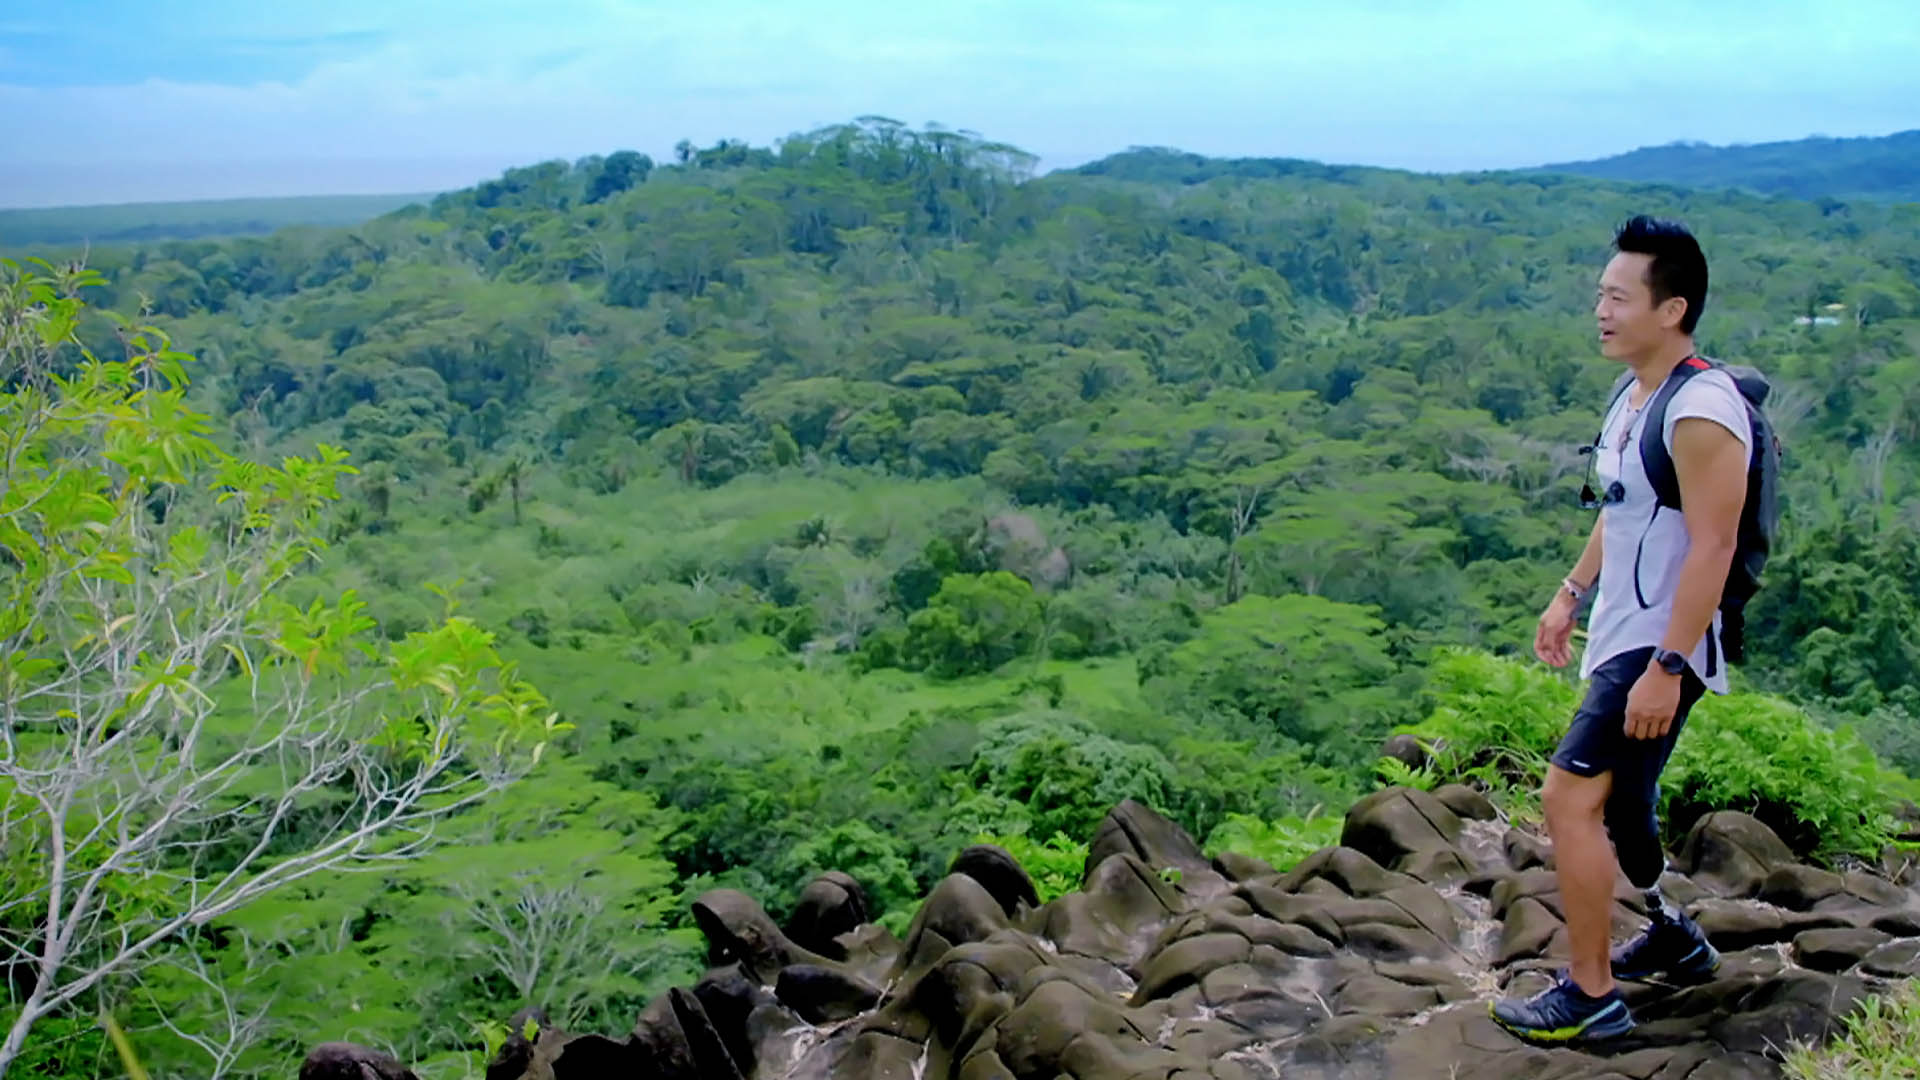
[5,0,1918,209]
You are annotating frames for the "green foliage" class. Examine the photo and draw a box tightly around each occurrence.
[784,822,920,923]
[1203,809,1345,873]
[1153,736,1360,846]
[1852,706,1920,780]
[1784,978,1920,1080]
[1747,521,1920,718]
[1374,757,1440,792]
[194,756,698,1072]
[0,1013,104,1080]
[902,571,1043,677]
[968,712,1174,842]
[1391,647,1582,816]
[1665,695,1900,859]
[974,832,1088,904]
[1141,594,1405,767]
[0,262,563,1077]
[1400,648,1905,860]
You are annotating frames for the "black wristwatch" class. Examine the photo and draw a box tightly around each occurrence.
[1651,649,1688,676]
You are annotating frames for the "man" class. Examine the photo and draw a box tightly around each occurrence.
[1490,216,1751,1044]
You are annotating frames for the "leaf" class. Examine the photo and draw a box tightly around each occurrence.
[36,305,77,347]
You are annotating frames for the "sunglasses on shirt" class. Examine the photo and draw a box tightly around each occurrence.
[1577,439,1629,510]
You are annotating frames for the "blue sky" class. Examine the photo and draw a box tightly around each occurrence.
[3,0,1917,207]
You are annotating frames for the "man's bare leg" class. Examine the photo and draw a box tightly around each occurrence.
[1543,763,1616,997]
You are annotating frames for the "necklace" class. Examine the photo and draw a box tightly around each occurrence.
[1615,396,1648,451]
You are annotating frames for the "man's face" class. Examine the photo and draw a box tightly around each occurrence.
[1595,251,1683,360]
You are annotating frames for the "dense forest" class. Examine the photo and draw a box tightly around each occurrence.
[5,117,1920,1078]
[1533,128,1920,205]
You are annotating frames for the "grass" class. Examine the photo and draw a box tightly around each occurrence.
[1784,979,1920,1080]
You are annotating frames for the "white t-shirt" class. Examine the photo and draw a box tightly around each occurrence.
[1580,367,1752,694]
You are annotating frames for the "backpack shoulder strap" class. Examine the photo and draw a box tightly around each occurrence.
[1640,356,1714,510]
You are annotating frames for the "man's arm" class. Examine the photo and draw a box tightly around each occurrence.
[1658,416,1748,656]
[1565,516,1604,594]
[1536,517,1603,668]
[1624,415,1745,738]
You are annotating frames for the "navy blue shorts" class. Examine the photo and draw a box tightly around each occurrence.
[1552,647,1707,887]
[1551,647,1705,782]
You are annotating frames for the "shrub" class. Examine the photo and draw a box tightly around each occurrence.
[783,822,920,922]
[1394,648,1905,861]
[1665,694,1899,859]
[969,712,1174,842]
[1391,646,1580,817]
[973,831,1088,904]
[903,571,1043,677]
[1203,809,1344,873]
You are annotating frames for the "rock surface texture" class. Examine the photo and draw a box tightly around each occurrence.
[307,792,1920,1080]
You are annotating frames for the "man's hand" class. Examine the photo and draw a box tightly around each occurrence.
[1624,664,1683,740]
[1534,593,1578,668]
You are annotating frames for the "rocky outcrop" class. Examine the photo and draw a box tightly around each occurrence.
[312,794,1920,1080]
[299,1042,418,1080]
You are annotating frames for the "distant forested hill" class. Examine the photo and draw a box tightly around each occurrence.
[1529,129,1920,204]
[52,126,1920,744]
[0,191,436,248]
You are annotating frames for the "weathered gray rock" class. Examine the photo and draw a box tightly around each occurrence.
[1691,898,1850,951]
[1502,827,1553,872]
[547,1034,636,1080]
[948,843,1041,917]
[1379,733,1430,771]
[1679,812,1795,898]
[693,889,834,981]
[1432,783,1499,822]
[1211,848,1275,883]
[890,873,1014,986]
[786,871,873,959]
[1340,787,1465,872]
[1757,864,1846,910]
[1791,927,1894,973]
[1861,937,1920,977]
[777,963,885,1024]
[1085,798,1227,898]
[390,798,1920,1080]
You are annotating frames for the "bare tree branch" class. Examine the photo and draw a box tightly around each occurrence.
[131,936,278,1080]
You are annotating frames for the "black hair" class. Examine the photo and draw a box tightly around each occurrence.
[1613,215,1708,334]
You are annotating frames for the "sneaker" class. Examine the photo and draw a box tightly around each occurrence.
[1490,975,1635,1044]
[1612,910,1720,982]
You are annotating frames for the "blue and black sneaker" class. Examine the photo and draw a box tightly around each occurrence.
[1490,975,1635,1044]
[1612,910,1720,983]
